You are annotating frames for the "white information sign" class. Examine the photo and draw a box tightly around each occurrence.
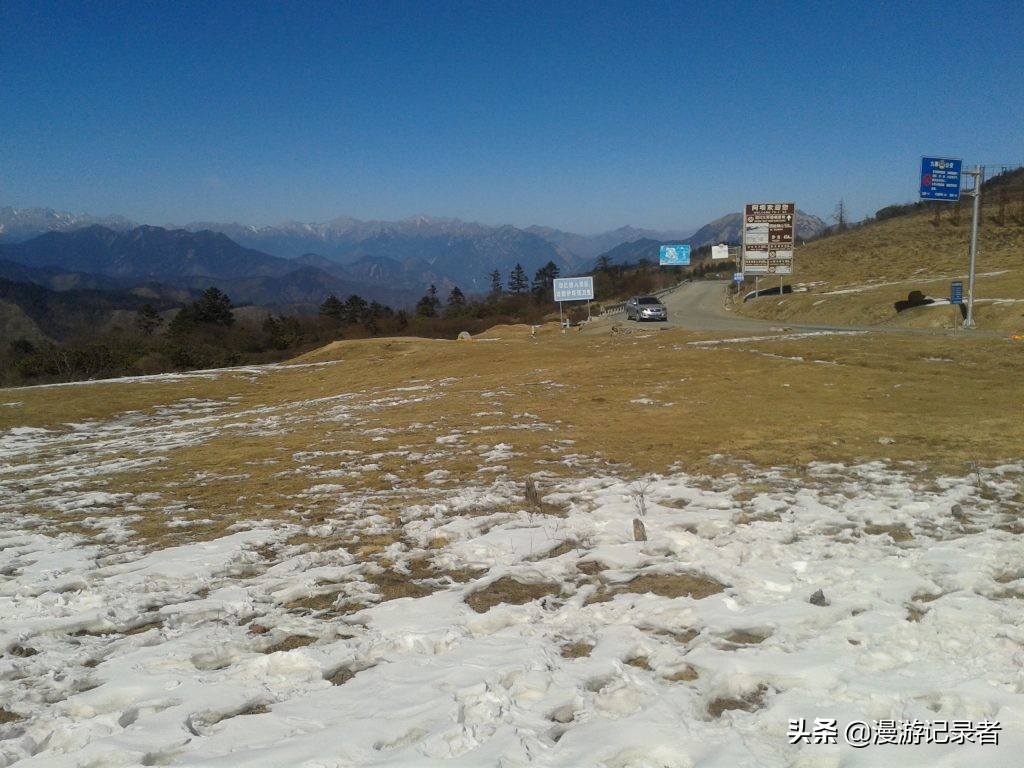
[711,244,729,261]
[553,276,594,302]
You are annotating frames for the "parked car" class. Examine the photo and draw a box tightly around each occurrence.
[626,295,668,321]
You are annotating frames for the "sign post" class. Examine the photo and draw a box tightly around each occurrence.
[920,156,983,327]
[552,276,595,331]
[742,203,795,297]
[963,166,983,328]
[920,157,962,201]
[951,280,963,333]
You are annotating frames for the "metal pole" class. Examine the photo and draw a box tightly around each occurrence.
[965,165,983,328]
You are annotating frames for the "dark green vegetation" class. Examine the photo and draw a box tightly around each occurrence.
[0,257,691,387]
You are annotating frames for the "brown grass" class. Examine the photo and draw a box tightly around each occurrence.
[0,707,23,724]
[561,641,595,659]
[261,635,317,654]
[5,314,1024,552]
[733,188,1024,331]
[620,572,727,600]
[465,577,562,613]
[663,666,699,682]
[708,684,769,718]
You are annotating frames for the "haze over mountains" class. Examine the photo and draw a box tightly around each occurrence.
[0,206,827,312]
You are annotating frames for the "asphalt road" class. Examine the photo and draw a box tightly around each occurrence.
[610,281,1000,337]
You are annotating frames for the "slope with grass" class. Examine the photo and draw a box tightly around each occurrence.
[735,179,1024,332]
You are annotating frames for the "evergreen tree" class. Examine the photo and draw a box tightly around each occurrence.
[508,263,529,294]
[134,304,164,336]
[531,261,560,299]
[416,284,441,317]
[193,287,235,326]
[343,294,369,324]
[488,269,503,298]
[320,294,345,320]
[447,286,466,309]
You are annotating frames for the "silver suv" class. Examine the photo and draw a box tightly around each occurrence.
[626,295,668,321]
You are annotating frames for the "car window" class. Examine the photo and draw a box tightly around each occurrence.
[638,297,661,305]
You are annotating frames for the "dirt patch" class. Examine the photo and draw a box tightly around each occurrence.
[561,641,595,659]
[733,511,783,525]
[465,577,562,613]
[625,655,652,670]
[0,707,22,724]
[664,666,699,682]
[620,572,727,600]
[365,570,437,601]
[262,635,317,654]
[864,523,914,542]
[721,629,771,646]
[325,663,374,686]
[906,604,929,622]
[707,684,769,718]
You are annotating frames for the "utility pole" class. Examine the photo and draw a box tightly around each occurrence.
[964,165,984,328]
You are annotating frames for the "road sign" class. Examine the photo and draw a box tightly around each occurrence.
[950,280,963,304]
[920,157,962,201]
[742,203,795,275]
[553,276,594,302]
[711,244,729,261]
[659,244,690,266]
[733,272,743,283]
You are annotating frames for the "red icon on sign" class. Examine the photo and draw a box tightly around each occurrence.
[923,173,932,187]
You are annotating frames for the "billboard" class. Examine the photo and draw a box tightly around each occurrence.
[659,245,691,266]
[553,276,594,302]
[920,157,962,201]
[742,203,795,275]
[711,244,729,261]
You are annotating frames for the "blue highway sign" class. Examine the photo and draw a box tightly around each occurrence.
[920,157,962,201]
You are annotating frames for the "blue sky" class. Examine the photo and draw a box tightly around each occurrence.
[2,0,1022,233]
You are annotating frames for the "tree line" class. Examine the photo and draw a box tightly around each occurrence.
[2,254,710,387]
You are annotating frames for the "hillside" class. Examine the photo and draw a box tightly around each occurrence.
[735,173,1024,331]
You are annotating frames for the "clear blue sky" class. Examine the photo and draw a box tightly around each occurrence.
[2,0,1022,233]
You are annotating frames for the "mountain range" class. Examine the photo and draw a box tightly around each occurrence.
[0,207,827,318]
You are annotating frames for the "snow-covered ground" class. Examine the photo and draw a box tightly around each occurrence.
[2,384,1023,767]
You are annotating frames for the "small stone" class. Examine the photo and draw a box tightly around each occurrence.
[809,589,828,607]
[951,503,965,520]
[457,331,471,341]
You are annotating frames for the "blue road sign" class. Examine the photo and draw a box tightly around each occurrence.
[920,157,962,201]
[950,280,964,305]
[733,273,744,283]
[659,244,691,266]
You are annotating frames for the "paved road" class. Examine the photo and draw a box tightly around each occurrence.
[610,281,1000,337]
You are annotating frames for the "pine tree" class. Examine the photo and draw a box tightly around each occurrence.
[192,287,235,326]
[134,304,164,335]
[416,284,441,317]
[320,294,345,320]
[447,286,466,309]
[489,269,503,298]
[508,264,529,294]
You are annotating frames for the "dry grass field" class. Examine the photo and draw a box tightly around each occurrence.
[3,324,1021,549]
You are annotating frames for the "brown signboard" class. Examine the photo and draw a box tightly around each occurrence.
[742,202,795,275]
